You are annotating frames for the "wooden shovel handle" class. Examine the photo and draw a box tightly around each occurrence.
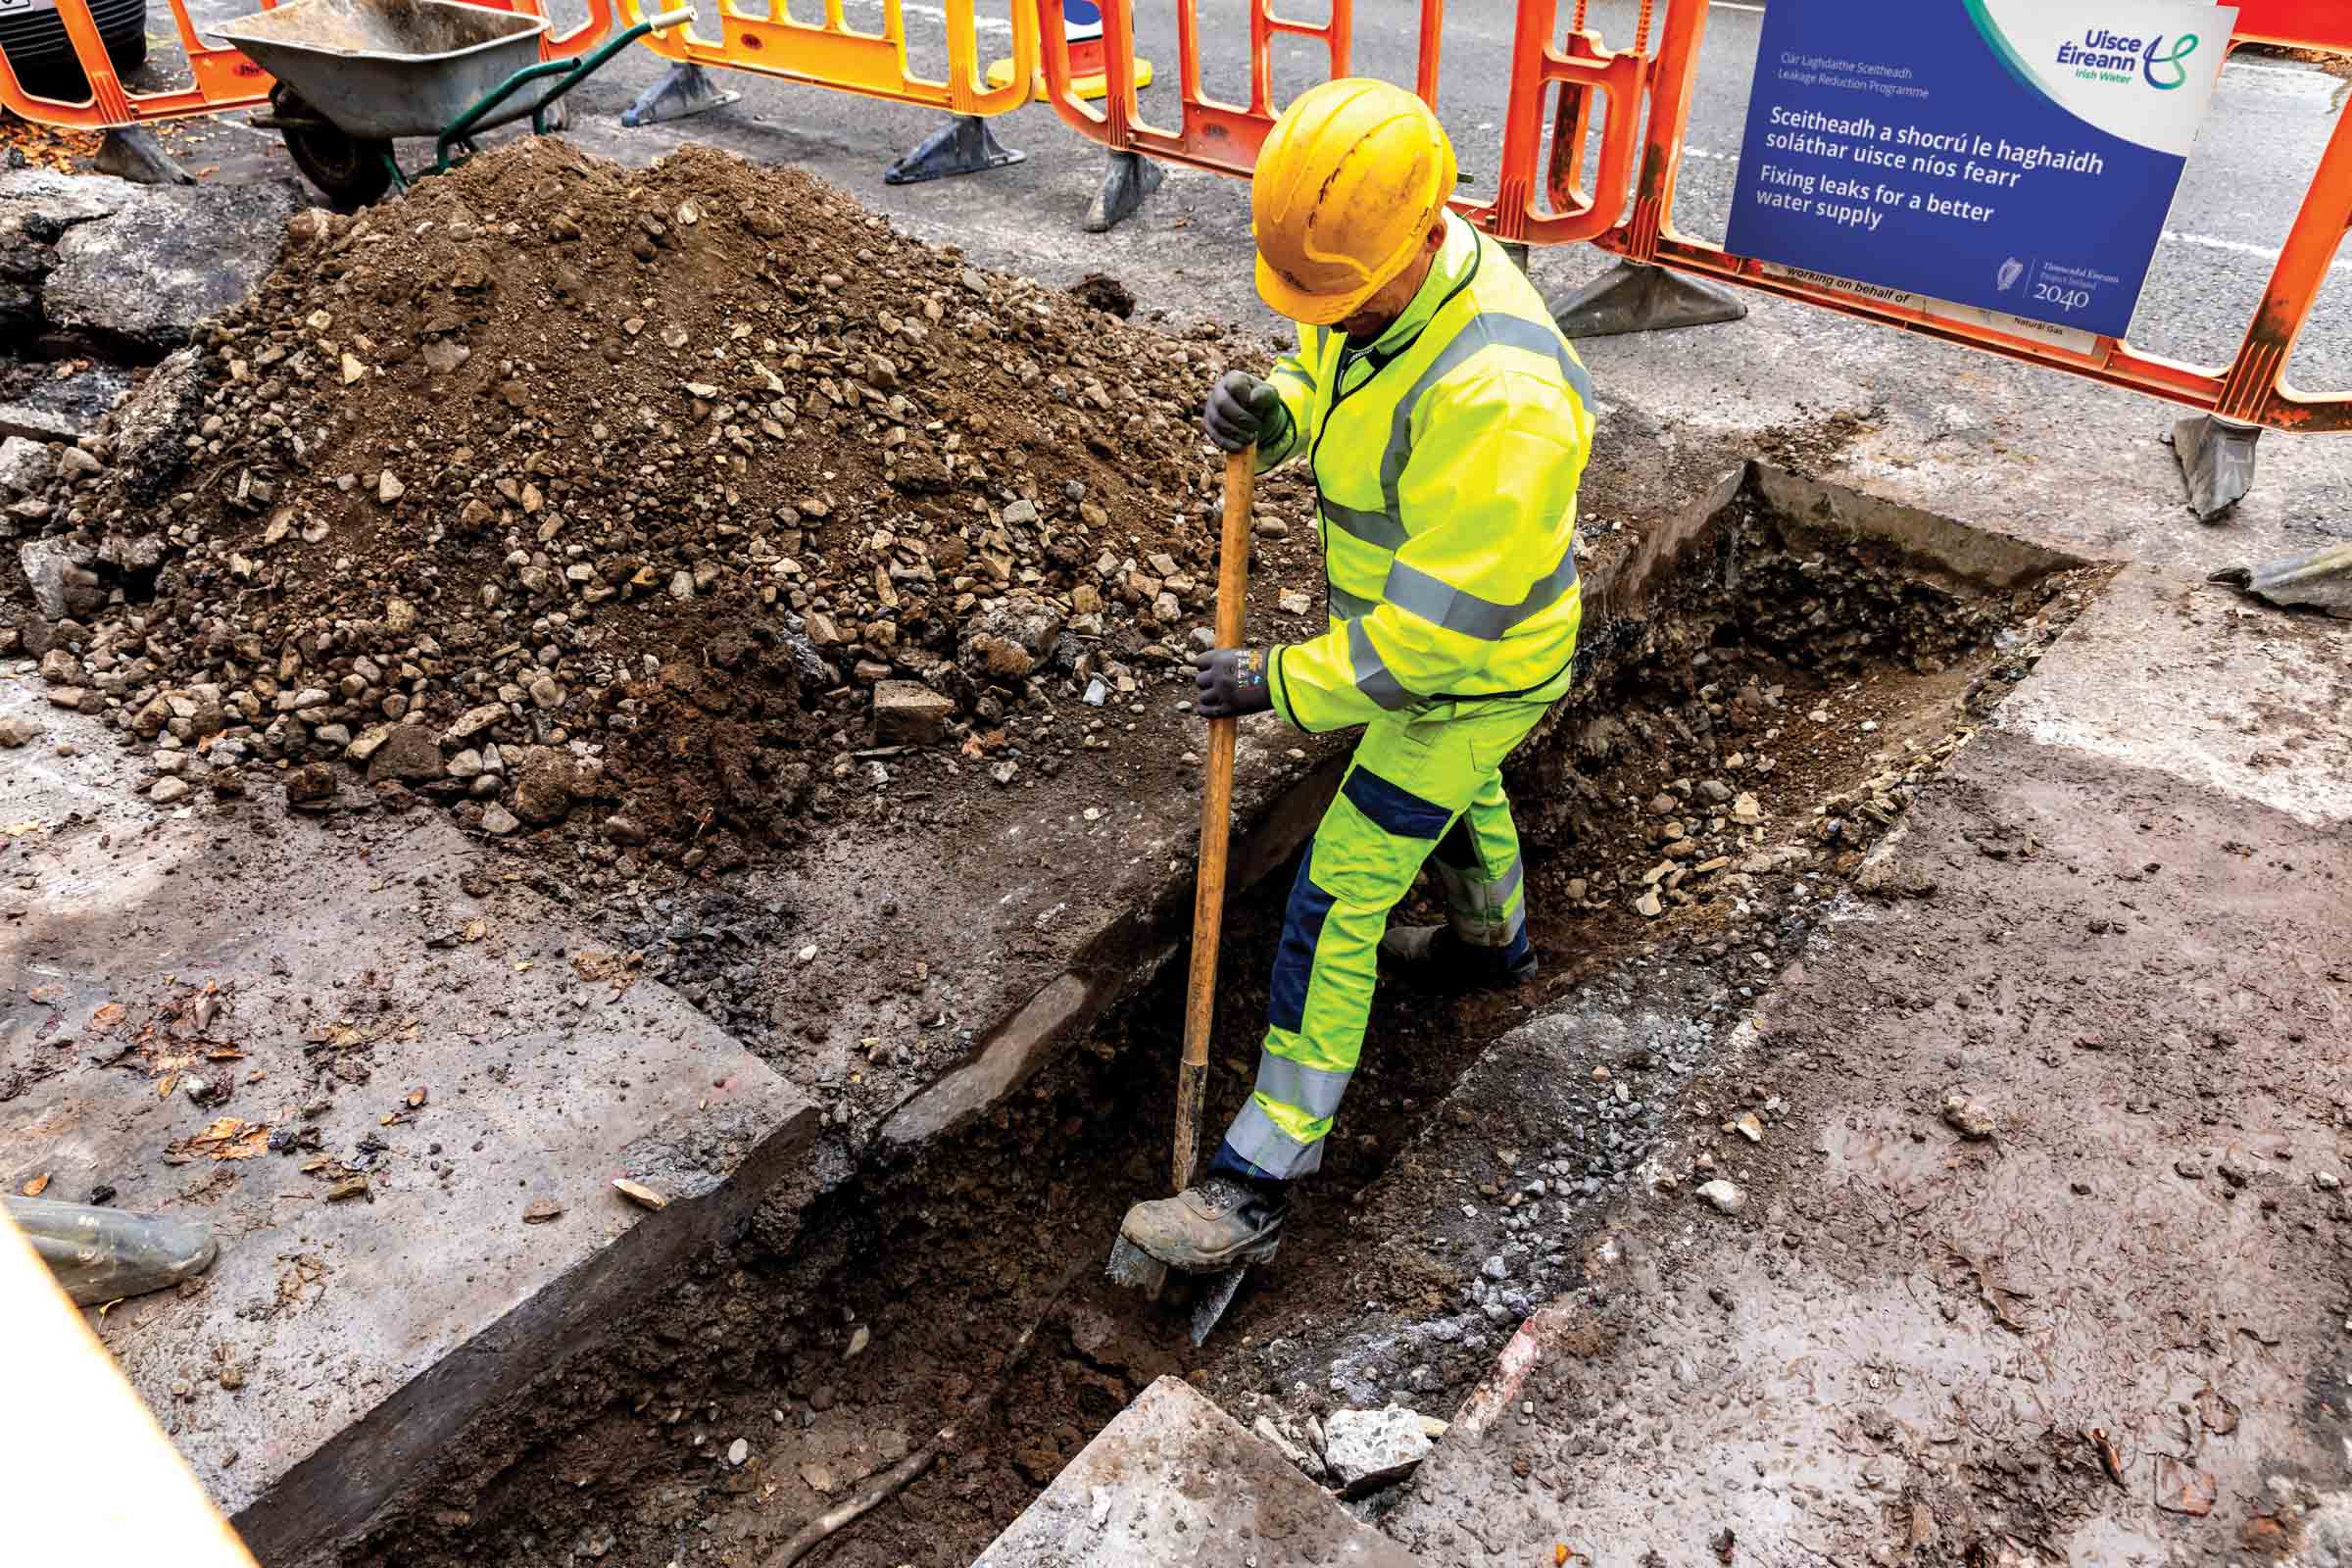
[1171,446,1253,1194]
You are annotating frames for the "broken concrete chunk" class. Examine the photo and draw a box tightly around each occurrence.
[19,539,103,619]
[0,436,57,498]
[41,177,303,353]
[1321,1405,1434,1495]
[1696,1178,1746,1214]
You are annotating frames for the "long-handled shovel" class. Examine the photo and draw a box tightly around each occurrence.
[1106,445,1256,1344]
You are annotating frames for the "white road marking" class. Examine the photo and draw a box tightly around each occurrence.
[2159,226,2352,273]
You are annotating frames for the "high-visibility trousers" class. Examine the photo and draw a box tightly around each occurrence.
[1219,694,1551,1180]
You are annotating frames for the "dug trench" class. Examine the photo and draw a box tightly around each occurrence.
[338,462,2107,1568]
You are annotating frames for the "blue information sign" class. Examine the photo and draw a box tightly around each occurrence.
[1725,0,2234,340]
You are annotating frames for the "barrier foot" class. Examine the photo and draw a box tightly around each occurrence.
[2169,415,2261,523]
[883,115,1025,186]
[1550,259,1747,339]
[1084,150,1161,234]
[620,63,743,128]
[94,127,195,187]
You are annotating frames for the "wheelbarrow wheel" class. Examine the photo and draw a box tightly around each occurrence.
[272,85,394,209]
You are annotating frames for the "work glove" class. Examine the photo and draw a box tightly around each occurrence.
[1194,647,1274,719]
[1203,370,1286,455]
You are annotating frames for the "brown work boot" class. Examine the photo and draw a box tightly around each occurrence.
[1118,1176,1286,1273]
[1378,924,1538,993]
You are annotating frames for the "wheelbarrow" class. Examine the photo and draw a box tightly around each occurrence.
[220,0,690,207]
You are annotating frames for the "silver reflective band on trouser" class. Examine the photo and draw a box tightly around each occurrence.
[1254,1052,1353,1119]
[1347,618,1411,710]
[1329,583,1379,619]
[1436,857,1527,945]
[1383,543,1579,640]
[1224,1098,1326,1178]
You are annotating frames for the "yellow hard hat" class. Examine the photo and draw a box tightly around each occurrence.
[1252,77,1457,326]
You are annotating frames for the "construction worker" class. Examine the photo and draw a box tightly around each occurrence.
[1121,78,1593,1273]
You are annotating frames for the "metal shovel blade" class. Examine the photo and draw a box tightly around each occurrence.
[1189,1263,1250,1345]
[1105,1233,1170,1298]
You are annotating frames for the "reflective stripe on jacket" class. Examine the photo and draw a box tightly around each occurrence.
[1256,212,1594,733]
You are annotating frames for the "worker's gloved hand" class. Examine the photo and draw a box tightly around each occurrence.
[1203,370,1285,454]
[1194,647,1274,718]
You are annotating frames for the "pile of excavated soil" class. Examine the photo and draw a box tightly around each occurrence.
[6,139,1272,869]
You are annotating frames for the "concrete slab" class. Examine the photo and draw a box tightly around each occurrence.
[972,1376,1424,1568]
[1381,574,2352,1565]
[0,675,816,1565]
[1994,564,2352,828]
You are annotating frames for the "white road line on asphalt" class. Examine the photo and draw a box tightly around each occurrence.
[2160,226,2352,273]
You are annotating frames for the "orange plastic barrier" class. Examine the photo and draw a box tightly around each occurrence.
[613,0,1035,116]
[1038,0,1654,243]
[0,0,612,130]
[1044,0,2352,437]
[1601,0,2352,436]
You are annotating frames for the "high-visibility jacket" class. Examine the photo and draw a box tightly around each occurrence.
[1256,212,1594,733]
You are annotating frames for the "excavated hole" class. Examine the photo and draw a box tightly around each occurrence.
[359,465,2107,1568]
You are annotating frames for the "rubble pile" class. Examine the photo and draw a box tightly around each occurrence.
[2,139,1250,868]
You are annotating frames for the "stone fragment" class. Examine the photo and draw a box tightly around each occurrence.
[443,703,506,744]
[1320,1405,1433,1495]
[20,539,103,619]
[366,723,442,784]
[481,804,520,835]
[0,716,39,748]
[1696,1179,1746,1214]
[872,680,955,746]
[1941,1095,1994,1141]
[0,436,57,497]
[511,747,581,825]
[1250,1416,1325,1481]
[283,762,335,804]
